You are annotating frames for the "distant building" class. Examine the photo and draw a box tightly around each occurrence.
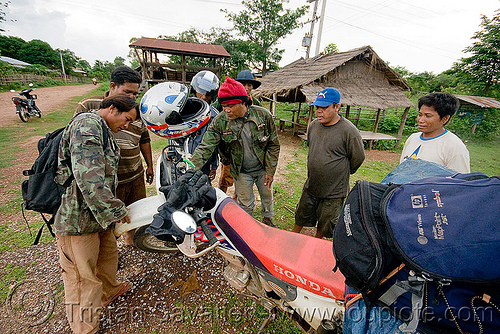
[0,56,31,68]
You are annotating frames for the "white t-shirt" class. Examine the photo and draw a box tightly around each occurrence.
[400,130,470,173]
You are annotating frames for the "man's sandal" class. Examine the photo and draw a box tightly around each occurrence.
[103,281,133,307]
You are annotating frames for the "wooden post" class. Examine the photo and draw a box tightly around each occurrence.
[181,55,187,84]
[396,107,411,146]
[373,108,381,133]
[272,93,277,117]
[345,105,351,120]
[355,107,361,127]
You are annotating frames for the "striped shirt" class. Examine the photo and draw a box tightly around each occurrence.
[75,94,151,184]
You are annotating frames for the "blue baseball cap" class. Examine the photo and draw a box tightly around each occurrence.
[311,88,341,107]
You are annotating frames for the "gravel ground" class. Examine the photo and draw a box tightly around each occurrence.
[0,84,401,333]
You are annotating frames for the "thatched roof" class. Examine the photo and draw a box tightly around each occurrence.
[253,46,413,109]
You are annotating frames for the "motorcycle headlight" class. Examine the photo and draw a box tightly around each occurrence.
[32,95,37,100]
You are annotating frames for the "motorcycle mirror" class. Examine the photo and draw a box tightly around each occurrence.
[171,210,197,234]
[29,83,33,87]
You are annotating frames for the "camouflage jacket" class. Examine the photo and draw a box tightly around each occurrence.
[191,105,280,177]
[54,112,127,235]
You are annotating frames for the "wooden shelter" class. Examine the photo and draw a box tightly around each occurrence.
[129,37,230,89]
[455,95,500,134]
[253,46,414,144]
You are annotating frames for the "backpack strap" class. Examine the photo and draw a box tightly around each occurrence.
[33,214,55,245]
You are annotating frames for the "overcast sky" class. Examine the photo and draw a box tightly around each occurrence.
[2,0,499,74]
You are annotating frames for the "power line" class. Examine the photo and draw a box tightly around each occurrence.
[324,15,461,61]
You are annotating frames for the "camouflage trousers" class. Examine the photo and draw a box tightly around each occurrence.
[56,228,124,334]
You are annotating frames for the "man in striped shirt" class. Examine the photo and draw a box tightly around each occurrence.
[76,66,153,245]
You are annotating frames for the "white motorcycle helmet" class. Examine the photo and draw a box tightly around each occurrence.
[190,70,219,99]
[140,82,211,139]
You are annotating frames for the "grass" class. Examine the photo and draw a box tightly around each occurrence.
[0,86,104,252]
[0,263,27,303]
[467,138,500,176]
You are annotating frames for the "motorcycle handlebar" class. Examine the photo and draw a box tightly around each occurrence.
[192,209,218,246]
[200,219,218,246]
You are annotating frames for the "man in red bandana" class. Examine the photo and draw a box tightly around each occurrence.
[191,77,280,227]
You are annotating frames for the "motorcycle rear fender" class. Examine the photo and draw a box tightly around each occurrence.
[113,195,164,237]
[288,287,344,330]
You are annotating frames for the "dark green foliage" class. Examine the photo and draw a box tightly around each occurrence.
[223,0,308,75]
[448,108,500,141]
[459,13,500,96]
[18,39,58,67]
[0,35,25,58]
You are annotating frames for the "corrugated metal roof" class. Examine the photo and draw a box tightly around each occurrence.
[129,37,230,58]
[0,56,31,67]
[456,95,500,109]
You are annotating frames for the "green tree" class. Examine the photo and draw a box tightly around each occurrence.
[128,37,140,69]
[204,27,254,77]
[223,0,308,75]
[76,59,91,71]
[459,12,500,95]
[113,56,126,68]
[56,48,79,74]
[18,39,58,67]
[0,35,26,58]
[89,60,114,80]
[323,43,338,54]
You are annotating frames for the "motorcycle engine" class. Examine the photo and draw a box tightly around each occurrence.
[223,263,250,291]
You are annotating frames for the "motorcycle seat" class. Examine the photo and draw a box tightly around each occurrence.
[214,198,345,300]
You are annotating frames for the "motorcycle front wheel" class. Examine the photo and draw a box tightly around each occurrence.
[133,225,179,253]
[18,107,29,122]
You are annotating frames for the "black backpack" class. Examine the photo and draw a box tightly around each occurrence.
[21,114,108,244]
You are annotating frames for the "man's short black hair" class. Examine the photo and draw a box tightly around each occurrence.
[418,92,459,120]
[110,66,141,85]
[100,93,138,119]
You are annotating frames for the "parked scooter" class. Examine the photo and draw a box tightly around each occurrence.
[11,83,41,122]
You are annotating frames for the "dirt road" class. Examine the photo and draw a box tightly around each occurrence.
[0,84,96,127]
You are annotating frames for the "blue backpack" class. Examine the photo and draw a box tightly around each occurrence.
[334,170,500,333]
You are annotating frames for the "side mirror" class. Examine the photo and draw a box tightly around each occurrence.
[171,210,197,234]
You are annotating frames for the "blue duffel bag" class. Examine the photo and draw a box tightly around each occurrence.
[335,160,500,333]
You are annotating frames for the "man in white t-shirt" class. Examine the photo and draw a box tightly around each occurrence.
[400,92,470,173]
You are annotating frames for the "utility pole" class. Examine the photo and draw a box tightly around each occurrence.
[303,0,319,59]
[59,50,67,83]
[315,0,327,56]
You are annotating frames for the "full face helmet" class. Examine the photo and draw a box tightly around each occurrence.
[190,70,219,100]
[140,82,210,139]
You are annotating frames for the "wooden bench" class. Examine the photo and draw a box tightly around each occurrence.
[275,118,305,136]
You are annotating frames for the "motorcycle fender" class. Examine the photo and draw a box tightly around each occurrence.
[287,287,344,330]
[113,195,164,237]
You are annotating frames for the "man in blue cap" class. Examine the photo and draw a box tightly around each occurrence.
[292,88,365,238]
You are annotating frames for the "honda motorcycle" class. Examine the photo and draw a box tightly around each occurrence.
[114,136,346,333]
[11,83,42,122]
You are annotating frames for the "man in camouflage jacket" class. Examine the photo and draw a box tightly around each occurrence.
[54,94,137,334]
[191,77,280,226]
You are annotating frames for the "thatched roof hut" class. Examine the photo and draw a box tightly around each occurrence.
[253,45,414,143]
